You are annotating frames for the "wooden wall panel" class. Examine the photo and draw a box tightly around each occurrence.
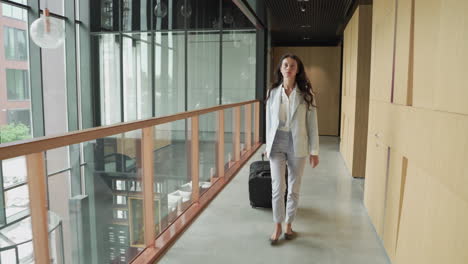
[272,46,341,136]
[393,0,412,105]
[411,0,439,110]
[340,6,372,178]
[341,10,358,172]
[363,138,388,236]
[369,0,394,103]
[396,164,468,264]
[382,151,404,262]
[431,112,468,203]
[413,0,468,115]
[352,5,372,178]
[392,163,429,263]
[365,0,468,262]
[341,100,355,171]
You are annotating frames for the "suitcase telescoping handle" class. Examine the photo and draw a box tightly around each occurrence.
[258,171,270,178]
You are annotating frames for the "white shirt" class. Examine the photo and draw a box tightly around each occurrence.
[278,84,297,132]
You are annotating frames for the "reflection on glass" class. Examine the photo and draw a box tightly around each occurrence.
[94,0,119,32]
[0,211,62,263]
[240,106,245,155]
[222,0,254,29]
[46,146,70,175]
[123,33,152,121]
[187,32,220,110]
[5,185,29,219]
[0,248,17,264]
[97,34,121,125]
[114,195,127,205]
[47,171,69,263]
[153,119,191,236]
[155,31,186,117]
[222,30,256,104]
[199,113,216,196]
[80,131,143,263]
[122,0,150,31]
[224,109,233,167]
[154,2,168,18]
[153,0,181,30]
[41,25,68,138]
[2,156,27,189]
[185,0,219,30]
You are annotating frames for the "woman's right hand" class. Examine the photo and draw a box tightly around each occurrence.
[310,155,319,168]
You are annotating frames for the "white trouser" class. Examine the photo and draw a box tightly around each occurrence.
[269,130,307,224]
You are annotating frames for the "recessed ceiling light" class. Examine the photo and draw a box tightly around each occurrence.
[301,24,311,28]
[303,36,311,40]
[300,4,306,12]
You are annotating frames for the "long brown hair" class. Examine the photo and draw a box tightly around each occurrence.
[265,54,316,108]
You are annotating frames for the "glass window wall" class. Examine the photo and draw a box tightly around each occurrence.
[0,0,260,263]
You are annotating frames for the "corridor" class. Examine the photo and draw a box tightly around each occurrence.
[159,137,391,264]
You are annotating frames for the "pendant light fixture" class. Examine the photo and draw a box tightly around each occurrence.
[29,0,65,49]
[154,1,168,18]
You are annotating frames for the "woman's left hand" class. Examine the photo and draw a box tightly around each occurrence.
[309,155,319,168]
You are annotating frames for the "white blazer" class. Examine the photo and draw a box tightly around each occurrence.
[265,85,319,158]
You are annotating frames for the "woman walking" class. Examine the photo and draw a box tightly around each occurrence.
[265,54,320,244]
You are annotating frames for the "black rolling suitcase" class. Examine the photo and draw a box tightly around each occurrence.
[248,154,287,208]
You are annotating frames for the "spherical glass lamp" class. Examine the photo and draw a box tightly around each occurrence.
[30,9,65,49]
[223,13,234,25]
[180,3,192,18]
[154,2,168,18]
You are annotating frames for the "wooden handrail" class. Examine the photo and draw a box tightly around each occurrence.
[0,100,259,160]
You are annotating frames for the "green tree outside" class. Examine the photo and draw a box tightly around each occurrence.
[0,123,31,144]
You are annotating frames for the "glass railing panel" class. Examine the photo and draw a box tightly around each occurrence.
[153,119,191,237]
[0,100,259,263]
[0,160,33,263]
[79,130,143,263]
[224,108,234,169]
[48,209,65,264]
[45,147,70,179]
[0,247,17,263]
[198,112,217,196]
[0,215,34,263]
[2,156,27,190]
[4,183,29,222]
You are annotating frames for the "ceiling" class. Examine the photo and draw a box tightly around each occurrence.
[263,0,359,46]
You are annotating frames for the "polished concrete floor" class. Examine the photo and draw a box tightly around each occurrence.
[158,136,391,264]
